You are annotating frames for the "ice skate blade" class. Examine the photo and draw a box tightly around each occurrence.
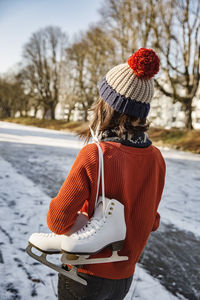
[61,251,128,266]
[26,244,87,285]
[28,242,61,254]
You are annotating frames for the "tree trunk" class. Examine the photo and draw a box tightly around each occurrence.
[83,108,88,122]
[11,110,15,118]
[42,107,47,119]
[50,103,56,120]
[25,109,29,117]
[183,100,193,130]
[4,107,11,117]
[67,107,72,122]
[34,106,38,118]
[50,108,55,120]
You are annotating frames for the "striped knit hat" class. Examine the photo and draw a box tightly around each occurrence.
[99,48,160,119]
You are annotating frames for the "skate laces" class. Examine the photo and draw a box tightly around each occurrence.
[39,233,58,238]
[72,217,104,240]
[89,123,100,144]
[89,124,106,222]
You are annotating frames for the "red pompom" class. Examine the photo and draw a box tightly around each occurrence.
[127,48,160,79]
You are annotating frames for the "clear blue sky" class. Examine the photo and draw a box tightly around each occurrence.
[0,0,102,74]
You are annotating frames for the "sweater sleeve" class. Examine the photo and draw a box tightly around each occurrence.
[47,144,98,234]
[152,212,160,232]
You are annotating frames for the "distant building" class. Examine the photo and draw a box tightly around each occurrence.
[26,85,200,129]
[56,92,200,129]
[148,85,200,129]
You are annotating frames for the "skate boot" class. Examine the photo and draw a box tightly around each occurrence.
[61,196,127,256]
[26,213,89,286]
[28,232,63,253]
[28,212,88,253]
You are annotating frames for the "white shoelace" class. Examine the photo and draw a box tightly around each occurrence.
[89,124,106,221]
[72,217,104,240]
[38,233,58,238]
[69,125,106,242]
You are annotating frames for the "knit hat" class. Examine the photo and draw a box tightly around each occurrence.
[99,48,160,119]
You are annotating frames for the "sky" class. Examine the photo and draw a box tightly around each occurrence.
[0,0,101,74]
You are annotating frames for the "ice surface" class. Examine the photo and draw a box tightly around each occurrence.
[158,147,200,237]
[125,264,184,300]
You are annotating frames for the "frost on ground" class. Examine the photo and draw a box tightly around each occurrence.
[125,265,182,300]
[0,157,57,300]
[159,147,200,237]
[0,121,199,300]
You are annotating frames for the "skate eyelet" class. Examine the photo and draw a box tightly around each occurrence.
[111,202,115,205]
[108,212,112,215]
[110,207,113,210]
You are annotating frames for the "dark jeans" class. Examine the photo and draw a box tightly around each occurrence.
[58,271,133,300]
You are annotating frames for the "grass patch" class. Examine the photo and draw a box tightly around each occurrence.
[1,117,200,154]
[0,117,87,132]
[149,127,200,154]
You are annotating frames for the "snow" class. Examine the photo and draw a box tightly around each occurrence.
[158,147,200,237]
[0,121,83,149]
[0,156,57,299]
[125,265,183,300]
[0,121,199,299]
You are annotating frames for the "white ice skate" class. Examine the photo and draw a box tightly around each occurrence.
[26,212,89,285]
[28,212,88,253]
[61,196,128,265]
[28,232,63,253]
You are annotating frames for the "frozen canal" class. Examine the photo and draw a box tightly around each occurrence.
[0,121,199,300]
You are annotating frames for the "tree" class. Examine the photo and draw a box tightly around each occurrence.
[99,0,155,60]
[0,78,14,117]
[0,75,28,118]
[66,38,88,121]
[22,26,68,119]
[100,0,200,129]
[147,0,200,129]
[66,26,115,121]
[59,60,77,122]
[84,26,116,95]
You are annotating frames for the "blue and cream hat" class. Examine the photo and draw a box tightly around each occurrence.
[99,48,160,119]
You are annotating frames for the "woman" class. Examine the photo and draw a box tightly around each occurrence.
[30,48,166,299]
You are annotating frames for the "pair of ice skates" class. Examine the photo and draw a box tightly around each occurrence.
[26,128,128,285]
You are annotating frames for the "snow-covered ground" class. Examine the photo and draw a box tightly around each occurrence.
[159,148,200,237]
[0,121,199,300]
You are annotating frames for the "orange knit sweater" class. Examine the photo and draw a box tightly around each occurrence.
[47,141,166,279]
